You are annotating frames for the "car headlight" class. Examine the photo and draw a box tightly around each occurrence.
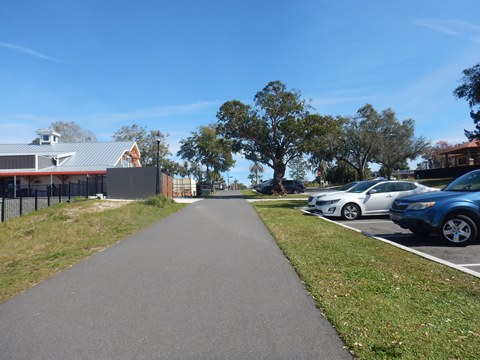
[406,201,436,210]
[318,199,340,206]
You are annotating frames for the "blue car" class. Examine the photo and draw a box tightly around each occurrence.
[389,170,480,246]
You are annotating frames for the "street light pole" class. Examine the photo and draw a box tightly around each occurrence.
[155,131,160,195]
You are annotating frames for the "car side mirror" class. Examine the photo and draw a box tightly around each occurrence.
[368,189,378,194]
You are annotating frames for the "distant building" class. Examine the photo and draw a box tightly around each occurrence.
[0,129,140,197]
[439,140,480,167]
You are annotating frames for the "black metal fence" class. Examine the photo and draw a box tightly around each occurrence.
[1,192,63,222]
[3,179,106,199]
[0,179,106,223]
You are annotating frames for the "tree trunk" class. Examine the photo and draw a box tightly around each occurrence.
[386,167,392,180]
[272,160,286,195]
[357,168,364,181]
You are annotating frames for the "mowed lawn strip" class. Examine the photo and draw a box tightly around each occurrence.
[0,197,186,303]
[252,200,480,360]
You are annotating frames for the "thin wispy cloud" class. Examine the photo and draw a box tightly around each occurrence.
[0,100,219,125]
[87,100,221,123]
[414,19,458,35]
[413,19,480,41]
[0,100,221,143]
[0,41,61,62]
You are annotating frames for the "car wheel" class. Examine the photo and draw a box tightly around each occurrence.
[293,189,301,194]
[341,203,361,220]
[440,214,478,246]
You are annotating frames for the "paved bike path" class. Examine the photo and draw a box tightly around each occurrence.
[0,191,351,359]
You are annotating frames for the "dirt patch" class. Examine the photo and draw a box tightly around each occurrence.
[64,200,131,218]
[90,201,130,212]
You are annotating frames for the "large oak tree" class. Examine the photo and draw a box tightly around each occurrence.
[217,81,327,194]
[335,104,427,180]
[335,104,381,180]
[372,109,429,180]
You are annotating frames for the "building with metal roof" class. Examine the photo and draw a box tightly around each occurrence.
[0,129,141,197]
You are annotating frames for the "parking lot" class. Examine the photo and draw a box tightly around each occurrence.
[302,198,480,277]
[331,215,480,277]
[302,186,480,278]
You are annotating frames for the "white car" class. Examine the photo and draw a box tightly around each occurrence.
[307,181,363,209]
[314,180,439,220]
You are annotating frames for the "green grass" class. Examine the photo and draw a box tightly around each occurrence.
[0,197,186,303]
[252,200,480,359]
[242,189,309,199]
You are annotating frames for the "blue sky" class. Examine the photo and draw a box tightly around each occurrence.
[1,0,479,184]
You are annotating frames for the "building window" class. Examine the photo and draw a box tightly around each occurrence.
[458,157,467,166]
[42,135,49,142]
[123,156,132,168]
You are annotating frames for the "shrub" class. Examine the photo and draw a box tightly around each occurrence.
[143,195,173,208]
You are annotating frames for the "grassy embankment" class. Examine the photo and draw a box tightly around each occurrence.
[0,196,186,303]
[252,200,480,359]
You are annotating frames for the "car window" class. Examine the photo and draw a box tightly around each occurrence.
[339,181,358,191]
[348,181,379,193]
[445,171,480,192]
[392,182,415,191]
[371,182,392,193]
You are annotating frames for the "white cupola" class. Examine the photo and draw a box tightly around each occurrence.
[36,128,61,145]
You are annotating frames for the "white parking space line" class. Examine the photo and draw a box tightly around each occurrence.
[457,263,480,267]
[342,220,391,224]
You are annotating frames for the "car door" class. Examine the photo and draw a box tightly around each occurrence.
[363,182,395,215]
[392,182,417,200]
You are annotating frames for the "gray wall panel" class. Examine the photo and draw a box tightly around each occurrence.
[107,167,158,199]
[0,155,35,169]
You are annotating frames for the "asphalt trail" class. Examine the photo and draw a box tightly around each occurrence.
[0,191,350,359]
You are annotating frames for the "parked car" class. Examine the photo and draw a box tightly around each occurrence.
[389,170,480,245]
[257,179,305,194]
[307,181,363,209]
[315,180,438,220]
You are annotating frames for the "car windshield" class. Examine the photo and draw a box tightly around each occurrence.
[444,171,480,192]
[338,181,359,191]
[346,180,379,193]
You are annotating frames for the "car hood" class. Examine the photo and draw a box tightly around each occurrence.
[311,190,345,197]
[318,192,358,202]
[395,190,480,203]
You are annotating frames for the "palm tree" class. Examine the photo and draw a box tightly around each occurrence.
[249,162,264,185]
